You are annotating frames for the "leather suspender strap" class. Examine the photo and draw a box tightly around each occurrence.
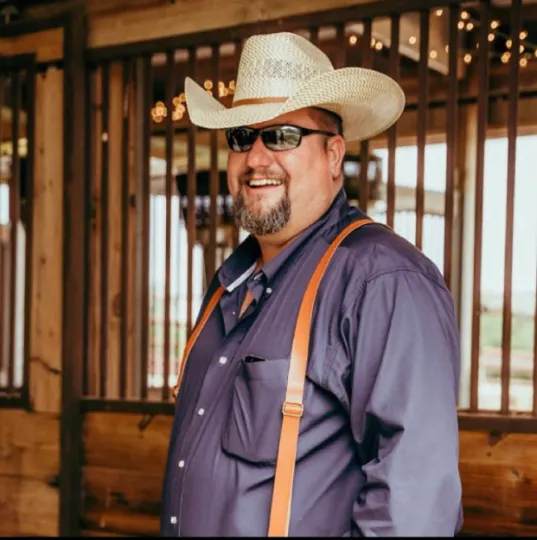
[172,285,225,400]
[267,217,373,537]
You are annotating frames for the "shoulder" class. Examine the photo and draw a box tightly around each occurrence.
[325,219,448,295]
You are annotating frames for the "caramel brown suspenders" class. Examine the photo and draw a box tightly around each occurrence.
[171,217,373,536]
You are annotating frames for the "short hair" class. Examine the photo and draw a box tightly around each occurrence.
[311,107,344,137]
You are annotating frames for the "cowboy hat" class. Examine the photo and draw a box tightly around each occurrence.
[184,31,405,142]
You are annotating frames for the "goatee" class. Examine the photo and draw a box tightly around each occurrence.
[232,184,291,236]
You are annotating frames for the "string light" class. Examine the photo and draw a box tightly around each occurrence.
[150,82,236,123]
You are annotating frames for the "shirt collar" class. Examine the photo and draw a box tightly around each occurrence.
[217,188,356,292]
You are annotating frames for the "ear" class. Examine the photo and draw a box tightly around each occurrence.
[326,135,346,180]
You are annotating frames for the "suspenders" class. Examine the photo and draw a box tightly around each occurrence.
[171,217,374,536]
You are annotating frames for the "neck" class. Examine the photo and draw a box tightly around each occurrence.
[256,230,299,265]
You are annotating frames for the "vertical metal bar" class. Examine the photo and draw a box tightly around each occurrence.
[150,196,156,385]
[22,64,36,403]
[8,69,21,392]
[533,267,537,415]
[83,65,94,398]
[208,44,220,283]
[444,5,459,289]
[186,48,197,337]
[99,62,110,398]
[119,58,132,399]
[309,26,319,47]
[359,19,373,213]
[0,75,6,387]
[415,9,429,251]
[470,0,491,412]
[140,54,152,400]
[334,24,346,69]
[163,50,175,401]
[386,14,400,229]
[231,39,242,251]
[501,0,522,415]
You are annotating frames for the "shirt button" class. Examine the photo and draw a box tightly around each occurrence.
[198,408,205,416]
[170,516,177,524]
[178,460,185,468]
[219,356,228,365]
[266,287,273,295]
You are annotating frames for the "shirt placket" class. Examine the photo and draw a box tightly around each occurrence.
[169,311,252,533]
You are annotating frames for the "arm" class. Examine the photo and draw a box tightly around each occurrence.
[346,269,463,536]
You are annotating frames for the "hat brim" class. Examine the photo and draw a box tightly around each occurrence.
[185,67,405,142]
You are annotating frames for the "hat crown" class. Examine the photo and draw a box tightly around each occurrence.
[233,32,334,103]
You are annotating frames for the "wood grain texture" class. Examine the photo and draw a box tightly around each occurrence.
[83,412,173,472]
[80,412,537,537]
[0,410,60,536]
[460,430,537,536]
[30,67,64,414]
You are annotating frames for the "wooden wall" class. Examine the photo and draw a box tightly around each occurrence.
[0,65,64,537]
[79,411,537,537]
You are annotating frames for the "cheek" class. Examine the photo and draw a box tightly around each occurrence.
[226,154,244,195]
[281,148,329,194]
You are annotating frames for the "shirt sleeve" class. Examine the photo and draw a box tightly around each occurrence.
[344,269,463,536]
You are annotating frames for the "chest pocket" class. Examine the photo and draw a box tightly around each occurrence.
[222,357,289,465]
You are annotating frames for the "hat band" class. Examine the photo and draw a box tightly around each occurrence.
[232,97,287,107]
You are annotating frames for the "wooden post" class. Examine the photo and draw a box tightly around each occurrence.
[59,7,87,537]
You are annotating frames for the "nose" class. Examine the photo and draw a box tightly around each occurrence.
[245,134,273,169]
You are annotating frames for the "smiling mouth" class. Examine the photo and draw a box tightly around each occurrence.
[244,178,284,189]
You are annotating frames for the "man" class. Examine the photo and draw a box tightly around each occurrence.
[161,31,463,537]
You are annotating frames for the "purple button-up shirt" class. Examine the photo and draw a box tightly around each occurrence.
[160,189,463,536]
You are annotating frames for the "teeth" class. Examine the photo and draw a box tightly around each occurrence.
[247,178,282,187]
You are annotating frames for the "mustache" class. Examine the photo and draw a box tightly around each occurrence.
[238,168,288,185]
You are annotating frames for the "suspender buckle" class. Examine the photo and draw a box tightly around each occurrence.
[282,401,304,418]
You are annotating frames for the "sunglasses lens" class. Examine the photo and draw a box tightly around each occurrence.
[226,127,256,152]
[262,126,302,151]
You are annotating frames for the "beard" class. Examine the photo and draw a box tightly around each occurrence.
[232,173,291,236]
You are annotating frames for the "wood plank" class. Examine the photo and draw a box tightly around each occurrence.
[88,0,375,49]
[0,409,59,480]
[105,62,124,399]
[88,66,103,397]
[83,465,163,516]
[83,412,173,472]
[460,431,537,536]
[29,66,64,414]
[0,476,59,537]
[83,508,159,537]
[0,29,63,63]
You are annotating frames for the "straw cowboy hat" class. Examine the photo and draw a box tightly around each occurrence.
[185,31,405,142]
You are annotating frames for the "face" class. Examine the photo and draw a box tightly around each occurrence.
[226,108,346,241]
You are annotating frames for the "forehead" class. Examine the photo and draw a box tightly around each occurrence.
[248,108,319,130]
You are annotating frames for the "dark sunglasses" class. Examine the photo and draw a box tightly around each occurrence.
[225,124,336,153]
